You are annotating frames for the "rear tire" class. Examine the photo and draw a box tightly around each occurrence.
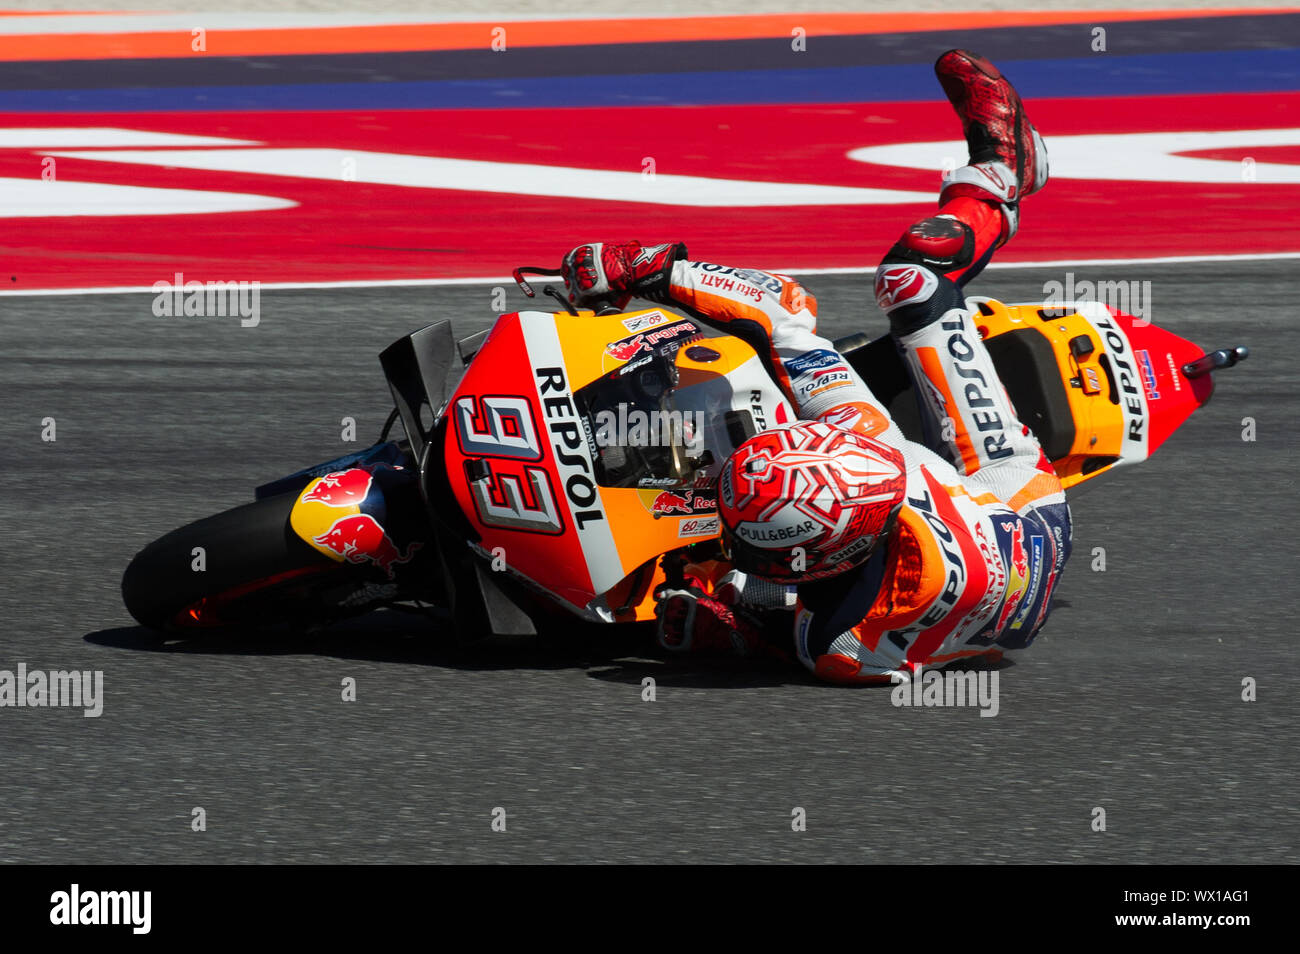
[122,491,364,632]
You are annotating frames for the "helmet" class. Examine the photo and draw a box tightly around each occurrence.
[717,421,907,583]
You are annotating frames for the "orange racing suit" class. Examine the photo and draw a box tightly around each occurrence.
[661,197,1072,684]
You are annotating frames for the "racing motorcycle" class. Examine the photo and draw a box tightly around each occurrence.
[121,266,1248,638]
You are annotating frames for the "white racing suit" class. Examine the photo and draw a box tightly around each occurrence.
[661,240,1072,684]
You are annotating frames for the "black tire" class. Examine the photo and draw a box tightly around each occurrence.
[121,490,364,632]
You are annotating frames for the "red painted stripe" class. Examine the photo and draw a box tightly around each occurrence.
[3,91,1297,291]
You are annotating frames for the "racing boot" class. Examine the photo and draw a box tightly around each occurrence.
[934,49,1048,244]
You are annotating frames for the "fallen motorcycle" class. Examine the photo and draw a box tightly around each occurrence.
[122,267,1247,638]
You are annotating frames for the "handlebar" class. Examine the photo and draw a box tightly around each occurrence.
[511,264,623,317]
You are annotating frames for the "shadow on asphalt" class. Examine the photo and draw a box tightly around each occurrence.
[85,607,1015,689]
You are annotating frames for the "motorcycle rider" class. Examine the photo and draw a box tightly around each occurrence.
[559,50,1071,684]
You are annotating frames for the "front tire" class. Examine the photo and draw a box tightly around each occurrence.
[122,491,369,632]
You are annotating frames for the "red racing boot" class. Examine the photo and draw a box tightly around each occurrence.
[934,49,1049,243]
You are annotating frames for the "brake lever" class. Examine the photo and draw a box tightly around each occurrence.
[512,266,562,298]
[512,267,579,316]
[543,285,579,316]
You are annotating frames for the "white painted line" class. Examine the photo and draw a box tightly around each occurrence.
[3,251,1297,297]
[47,147,936,208]
[0,177,296,217]
[851,130,1300,185]
[0,129,257,149]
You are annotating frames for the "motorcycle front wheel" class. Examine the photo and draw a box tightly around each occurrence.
[121,490,384,633]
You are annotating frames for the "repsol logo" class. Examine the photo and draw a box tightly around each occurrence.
[907,485,966,627]
[1091,314,1145,443]
[749,389,768,432]
[940,314,1012,460]
[535,367,606,530]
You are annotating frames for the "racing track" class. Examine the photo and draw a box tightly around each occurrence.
[2,259,1296,863]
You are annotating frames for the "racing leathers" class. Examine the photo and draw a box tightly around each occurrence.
[647,200,1072,684]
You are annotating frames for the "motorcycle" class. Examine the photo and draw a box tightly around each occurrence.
[121,266,1248,638]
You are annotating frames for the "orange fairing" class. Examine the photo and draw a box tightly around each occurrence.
[444,306,792,622]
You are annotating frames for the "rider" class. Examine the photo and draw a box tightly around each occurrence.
[559,50,1071,684]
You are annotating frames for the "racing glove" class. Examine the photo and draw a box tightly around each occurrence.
[560,241,687,308]
[654,573,767,657]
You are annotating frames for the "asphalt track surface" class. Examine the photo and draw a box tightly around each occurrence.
[2,259,1297,864]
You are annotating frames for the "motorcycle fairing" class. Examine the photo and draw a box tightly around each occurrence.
[972,298,1211,490]
[441,307,793,619]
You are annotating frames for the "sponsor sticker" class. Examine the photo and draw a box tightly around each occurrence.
[1010,534,1046,630]
[794,366,851,399]
[621,310,672,333]
[677,516,720,538]
[300,469,374,508]
[646,488,717,516]
[736,518,819,545]
[1137,348,1162,401]
[785,349,842,377]
[603,320,700,365]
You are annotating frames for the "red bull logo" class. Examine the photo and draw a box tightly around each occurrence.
[605,334,648,362]
[1010,523,1028,578]
[647,489,717,516]
[651,490,693,515]
[300,469,374,508]
[996,586,1025,632]
[994,519,1031,632]
[313,514,421,578]
[603,321,700,365]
